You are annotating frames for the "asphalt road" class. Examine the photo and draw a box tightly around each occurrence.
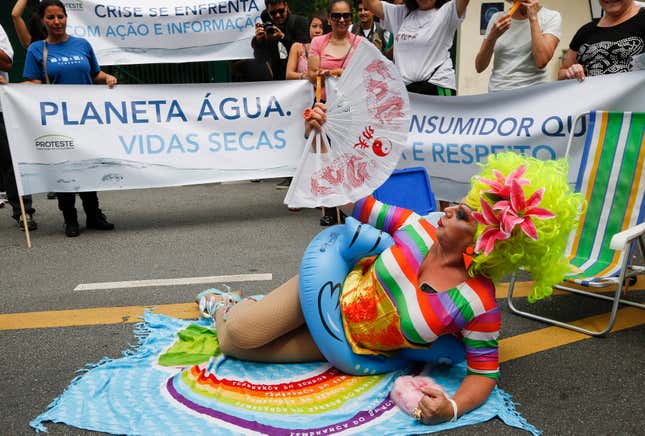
[0,180,643,436]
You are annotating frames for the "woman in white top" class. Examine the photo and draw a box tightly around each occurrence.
[475,0,561,92]
[363,0,470,95]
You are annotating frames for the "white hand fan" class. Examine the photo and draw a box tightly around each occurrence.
[284,39,411,208]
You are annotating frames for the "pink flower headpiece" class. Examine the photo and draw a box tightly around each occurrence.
[471,164,555,256]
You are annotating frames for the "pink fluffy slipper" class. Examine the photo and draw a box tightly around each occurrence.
[390,375,446,416]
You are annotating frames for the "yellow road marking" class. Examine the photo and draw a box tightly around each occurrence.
[2,280,640,330]
[0,280,643,364]
[0,303,198,331]
[499,307,644,362]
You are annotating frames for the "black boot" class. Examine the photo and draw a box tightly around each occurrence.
[86,209,114,231]
[320,208,346,227]
[63,209,80,237]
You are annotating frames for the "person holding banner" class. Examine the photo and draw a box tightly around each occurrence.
[559,0,644,81]
[363,0,470,96]
[196,104,583,425]
[12,0,57,202]
[0,23,38,231]
[22,0,117,237]
[475,1,561,92]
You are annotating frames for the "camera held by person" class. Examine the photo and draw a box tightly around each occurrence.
[251,1,308,81]
[262,21,277,37]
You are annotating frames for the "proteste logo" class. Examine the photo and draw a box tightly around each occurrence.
[34,134,75,151]
[63,1,84,11]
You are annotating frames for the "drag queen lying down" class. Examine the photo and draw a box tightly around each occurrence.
[198,103,583,425]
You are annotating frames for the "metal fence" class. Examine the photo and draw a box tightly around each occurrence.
[104,61,232,85]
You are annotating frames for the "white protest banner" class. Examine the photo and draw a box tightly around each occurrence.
[61,0,261,64]
[402,71,645,201]
[3,73,644,201]
[1,81,313,196]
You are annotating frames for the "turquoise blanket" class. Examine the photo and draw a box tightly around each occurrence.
[32,312,540,435]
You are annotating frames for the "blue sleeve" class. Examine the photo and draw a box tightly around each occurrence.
[85,40,101,77]
[23,43,44,82]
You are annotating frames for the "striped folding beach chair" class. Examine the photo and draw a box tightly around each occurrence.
[507,111,645,336]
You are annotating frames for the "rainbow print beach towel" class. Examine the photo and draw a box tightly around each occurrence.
[31,312,540,435]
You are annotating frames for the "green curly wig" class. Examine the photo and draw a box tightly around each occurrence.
[464,152,585,302]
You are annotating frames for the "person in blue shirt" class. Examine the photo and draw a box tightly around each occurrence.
[23,0,117,237]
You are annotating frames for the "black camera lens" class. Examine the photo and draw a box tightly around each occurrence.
[264,23,275,35]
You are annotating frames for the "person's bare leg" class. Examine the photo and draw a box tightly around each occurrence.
[217,323,324,363]
[214,275,324,362]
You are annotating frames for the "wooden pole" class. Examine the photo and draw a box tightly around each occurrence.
[18,195,32,248]
[315,76,322,104]
[316,75,326,220]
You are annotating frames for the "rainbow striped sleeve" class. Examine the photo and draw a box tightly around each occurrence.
[352,196,420,234]
[462,307,501,380]
[456,277,500,380]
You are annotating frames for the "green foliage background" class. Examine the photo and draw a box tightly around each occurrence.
[288,0,330,18]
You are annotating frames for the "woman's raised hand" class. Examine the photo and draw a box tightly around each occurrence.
[305,102,327,132]
[489,14,511,41]
[520,0,540,20]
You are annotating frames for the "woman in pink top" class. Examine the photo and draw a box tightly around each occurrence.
[308,0,362,225]
[286,12,328,80]
[309,0,363,96]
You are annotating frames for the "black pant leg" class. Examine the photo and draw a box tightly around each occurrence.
[79,191,100,217]
[57,192,77,219]
[0,113,34,219]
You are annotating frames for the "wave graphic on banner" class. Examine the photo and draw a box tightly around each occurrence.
[17,158,294,193]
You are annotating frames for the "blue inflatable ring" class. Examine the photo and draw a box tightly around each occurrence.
[299,216,465,375]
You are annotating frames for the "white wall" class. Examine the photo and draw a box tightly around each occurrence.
[456,0,592,95]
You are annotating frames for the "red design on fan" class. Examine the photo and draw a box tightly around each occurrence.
[362,126,375,140]
[346,155,370,188]
[363,60,405,128]
[367,78,389,101]
[353,126,391,158]
[310,154,373,195]
[311,178,333,195]
[321,165,344,186]
[354,126,375,149]
[365,60,394,80]
[354,136,370,150]
[374,97,405,124]
[372,138,392,157]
